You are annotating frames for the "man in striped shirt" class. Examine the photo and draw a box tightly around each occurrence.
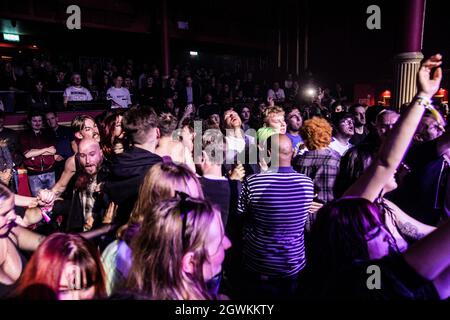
[237,134,314,299]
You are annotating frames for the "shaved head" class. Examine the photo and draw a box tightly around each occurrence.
[266,134,293,167]
[78,138,103,175]
[277,134,293,157]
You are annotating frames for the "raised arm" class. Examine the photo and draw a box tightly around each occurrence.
[344,54,443,201]
[51,155,76,197]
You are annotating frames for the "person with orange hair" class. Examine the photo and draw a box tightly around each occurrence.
[14,233,106,300]
[293,116,341,204]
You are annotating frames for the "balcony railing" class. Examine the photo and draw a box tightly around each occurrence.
[0,90,110,113]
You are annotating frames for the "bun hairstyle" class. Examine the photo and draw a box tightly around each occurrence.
[158,113,178,137]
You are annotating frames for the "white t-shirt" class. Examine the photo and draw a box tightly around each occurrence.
[107,87,131,108]
[267,88,286,101]
[63,86,93,102]
[329,137,352,156]
[225,134,256,164]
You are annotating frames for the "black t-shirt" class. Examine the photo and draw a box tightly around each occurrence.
[387,139,443,226]
[304,254,439,300]
[199,177,241,228]
[340,254,439,300]
[349,129,369,146]
[104,147,162,226]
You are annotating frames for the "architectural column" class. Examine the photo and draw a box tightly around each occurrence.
[161,0,170,80]
[392,0,426,109]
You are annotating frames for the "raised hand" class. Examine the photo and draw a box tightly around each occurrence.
[102,201,118,224]
[228,164,246,181]
[417,54,443,99]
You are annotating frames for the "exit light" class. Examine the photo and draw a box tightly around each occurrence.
[3,33,20,42]
[189,51,198,56]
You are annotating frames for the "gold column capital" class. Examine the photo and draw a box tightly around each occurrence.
[393,52,424,63]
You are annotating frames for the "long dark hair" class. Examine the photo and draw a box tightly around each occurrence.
[306,198,382,293]
[333,144,375,199]
[306,197,401,297]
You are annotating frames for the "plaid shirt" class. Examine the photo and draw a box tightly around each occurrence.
[80,175,99,231]
[293,148,341,203]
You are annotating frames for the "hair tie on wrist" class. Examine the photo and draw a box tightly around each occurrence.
[415,95,447,129]
[415,96,432,107]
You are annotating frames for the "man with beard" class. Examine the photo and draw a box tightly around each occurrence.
[62,138,112,233]
[51,115,101,200]
[329,112,354,156]
[103,106,162,227]
[285,106,305,156]
[223,108,257,177]
[349,104,369,146]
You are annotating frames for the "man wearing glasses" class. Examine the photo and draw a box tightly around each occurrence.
[329,112,355,156]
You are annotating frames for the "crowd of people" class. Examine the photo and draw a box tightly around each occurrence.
[0,54,348,113]
[0,53,449,301]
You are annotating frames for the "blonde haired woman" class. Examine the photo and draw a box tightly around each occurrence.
[101,162,203,295]
[126,195,231,300]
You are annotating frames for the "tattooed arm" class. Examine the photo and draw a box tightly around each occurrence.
[384,198,436,240]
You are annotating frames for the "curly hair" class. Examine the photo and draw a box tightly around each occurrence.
[263,105,284,125]
[300,116,332,150]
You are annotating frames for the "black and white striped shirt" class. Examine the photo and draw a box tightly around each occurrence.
[237,166,314,277]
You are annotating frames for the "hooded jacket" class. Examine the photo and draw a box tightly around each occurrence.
[104,146,162,226]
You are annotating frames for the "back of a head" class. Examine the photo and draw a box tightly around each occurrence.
[308,198,381,274]
[15,233,106,300]
[199,129,226,165]
[127,197,216,300]
[365,105,385,126]
[158,113,178,138]
[123,106,158,145]
[300,116,332,150]
[264,134,292,163]
[375,109,399,126]
[120,162,204,243]
[333,144,375,199]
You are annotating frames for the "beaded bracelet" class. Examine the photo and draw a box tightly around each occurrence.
[415,95,447,129]
[414,95,432,107]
